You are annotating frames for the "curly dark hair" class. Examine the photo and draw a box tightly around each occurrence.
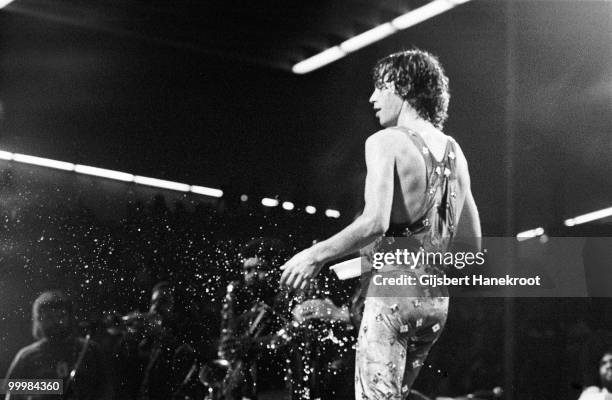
[373,49,450,129]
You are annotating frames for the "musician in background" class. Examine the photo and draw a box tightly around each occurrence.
[3,290,113,400]
[218,238,290,400]
[122,282,195,400]
[288,275,362,400]
[579,348,612,400]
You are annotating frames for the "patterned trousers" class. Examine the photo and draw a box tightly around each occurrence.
[355,295,448,400]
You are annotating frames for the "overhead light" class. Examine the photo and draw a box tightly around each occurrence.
[133,176,190,192]
[13,153,74,171]
[340,23,397,53]
[564,207,612,226]
[391,0,454,30]
[261,198,279,207]
[240,194,249,202]
[282,201,294,211]
[292,47,345,75]
[325,209,341,219]
[292,0,472,74]
[1,148,224,198]
[516,227,545,241]
[305,205,317,214]
[75,164,134,182]
[190,185,223,198]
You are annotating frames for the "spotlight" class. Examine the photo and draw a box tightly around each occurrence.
[282,201,294,210]
[305,206,316,214]
[261,198,279,207]
[516,227,545,241]
[325,209,341,218]
[190,185,223,198]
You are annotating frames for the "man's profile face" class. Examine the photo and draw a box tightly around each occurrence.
[243,256,266,286]
[600,353,612,385]
[369,83,404,128]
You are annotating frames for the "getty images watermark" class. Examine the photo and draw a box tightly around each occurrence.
[370,248,542,288]
[360,237,612,297]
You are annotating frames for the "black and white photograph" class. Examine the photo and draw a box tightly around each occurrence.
[1,0,611,399]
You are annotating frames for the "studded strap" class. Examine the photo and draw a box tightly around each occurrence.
[386,128,457,241]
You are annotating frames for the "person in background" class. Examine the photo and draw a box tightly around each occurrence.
[3,290,113,400]
[218,238,290,400]
[579,349,612,400]
[122,281,195,400]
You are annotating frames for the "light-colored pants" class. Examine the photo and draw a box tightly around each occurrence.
[355,295,448,400]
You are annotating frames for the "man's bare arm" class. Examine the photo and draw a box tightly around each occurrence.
[310,132,395,264]
[454,190,482,251]
[280,131,399,289]
[452,142,481,252]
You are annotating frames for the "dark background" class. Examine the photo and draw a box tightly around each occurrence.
[1,0,610,232]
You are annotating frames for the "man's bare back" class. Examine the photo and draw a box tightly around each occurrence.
[381,126,480,246]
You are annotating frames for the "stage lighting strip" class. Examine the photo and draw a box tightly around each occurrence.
[516,206,612,241]
[292,0,471,74]
[4,150,609,225]
[0,150,222,197]
[0,150,341,218]
[564,207,612,227]
[260,198,340,218]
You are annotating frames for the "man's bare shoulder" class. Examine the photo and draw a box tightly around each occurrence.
[365,128,421,160]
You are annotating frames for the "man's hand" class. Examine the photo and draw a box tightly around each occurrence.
[292,298,349,323]
[279,248,323,290]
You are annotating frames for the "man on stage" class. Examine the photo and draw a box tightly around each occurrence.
[280,49,481,399]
